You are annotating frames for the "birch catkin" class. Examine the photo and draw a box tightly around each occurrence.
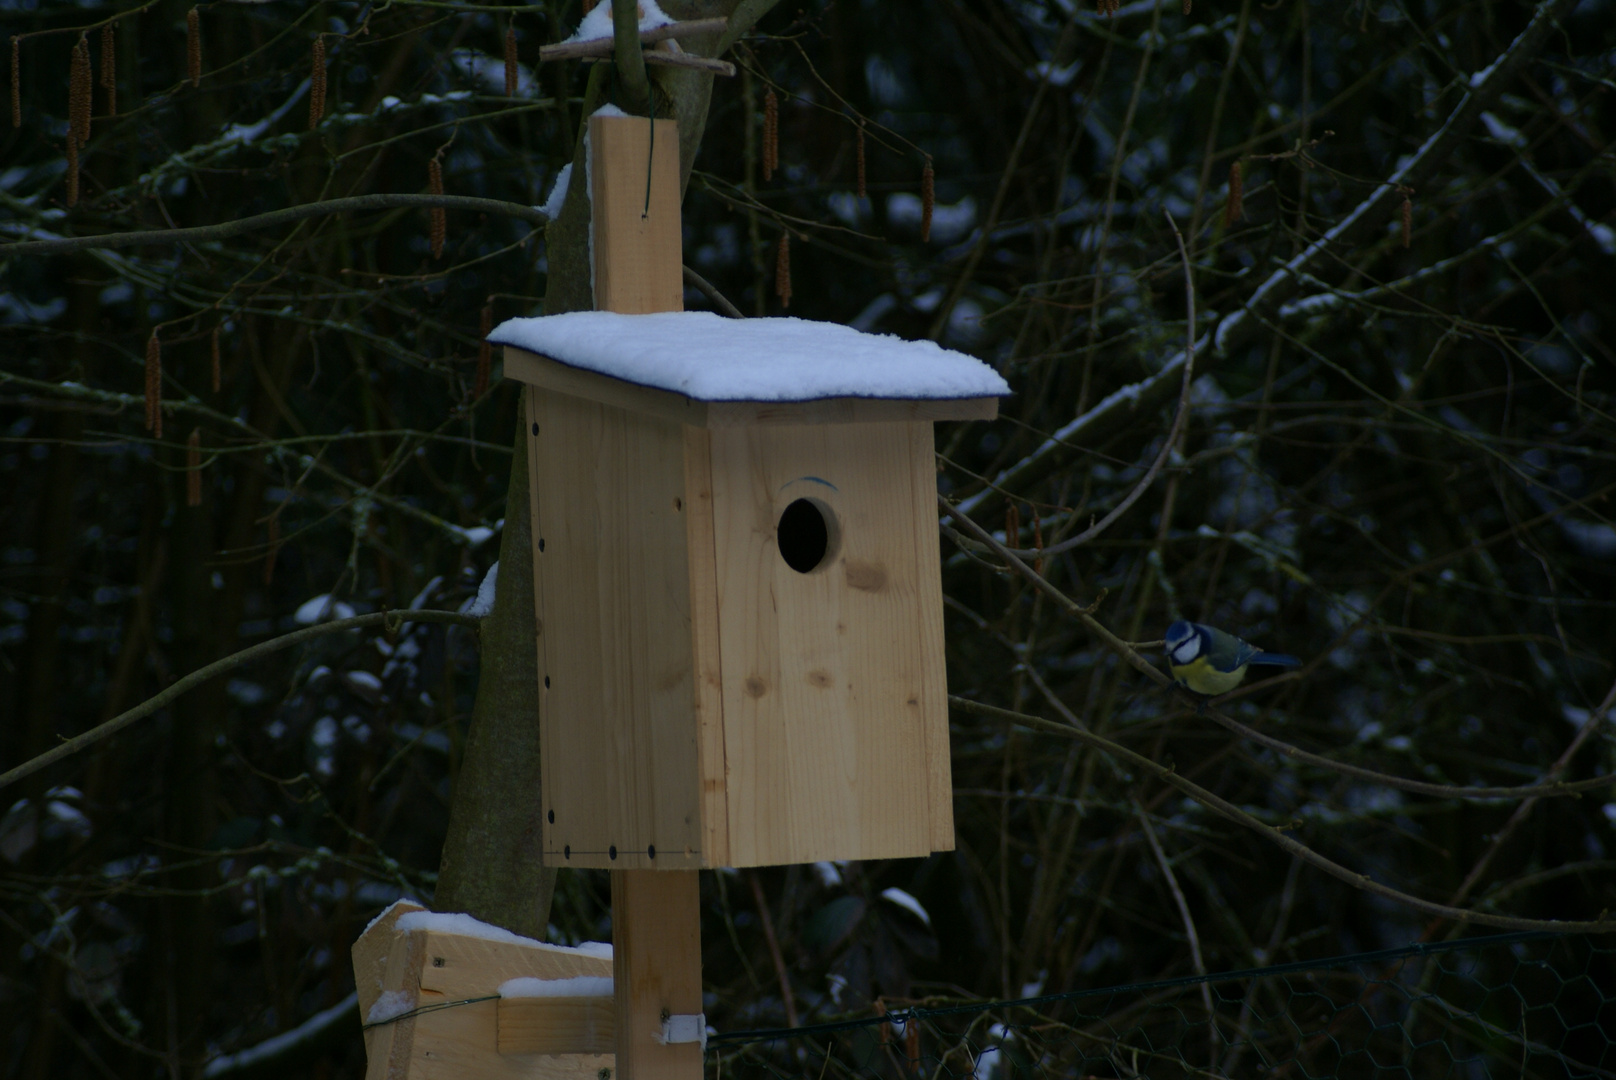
[775,233,791,309]
[145,331,162,439]
[920,157,934,242]
[1225,160,1243,227]
[428,157,446,259]
[504,24,518,97]
[186,429,202,507]
[762,88,778,182]
[69,35,91,146]
[476,303,493,399]
[100,24,115,117]
[309,38,326,129]
[186,7,201,88]
[1401,189,1412,248]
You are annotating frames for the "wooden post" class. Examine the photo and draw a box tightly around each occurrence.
[591,112,703,1080]
[611,870,703,1080]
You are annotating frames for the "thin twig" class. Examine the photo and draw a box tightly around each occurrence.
[536,17,727,61]
[0,610,481,792]
[683,265,745,318]
[948,696,1616,934]
[3,194,549,258]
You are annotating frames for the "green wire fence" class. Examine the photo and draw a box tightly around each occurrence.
[707,931,1614,1079]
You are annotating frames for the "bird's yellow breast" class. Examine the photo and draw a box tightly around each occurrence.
[1170,656,1248,696]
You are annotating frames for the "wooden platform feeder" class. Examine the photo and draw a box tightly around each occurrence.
[353,111,1007,1080]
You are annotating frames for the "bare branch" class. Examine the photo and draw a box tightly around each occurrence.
[2,194,549,258]
[957,0,1584,521]
[949,696,1616,935]
[0,609,481,793]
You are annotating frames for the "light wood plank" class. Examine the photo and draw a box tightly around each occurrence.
[533,388,702,870]
[415,931,611,1000]
[906,420,957,851]
[612,870,703,1080]
[709,422,953,866]
[364,920,427,1080]
[506,349,998,429]
[368,925,615,1080]
[353,899,427,1023]
[498,996,615,1056]
[505,347,707,429]
[682,424,730,867]
[590,115,683,314]
[707,396,998,426]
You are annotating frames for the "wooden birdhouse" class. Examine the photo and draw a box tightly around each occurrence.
[489,113,1008,873]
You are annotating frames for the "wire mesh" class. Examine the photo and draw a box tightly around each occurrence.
[706,932,1614,1080]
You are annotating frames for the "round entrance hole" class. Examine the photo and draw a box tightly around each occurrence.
[777,498,836,573]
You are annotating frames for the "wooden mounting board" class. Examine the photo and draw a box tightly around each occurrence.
[352,910,615,1080]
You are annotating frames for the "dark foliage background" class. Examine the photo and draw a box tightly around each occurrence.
[2,0,1614,1075]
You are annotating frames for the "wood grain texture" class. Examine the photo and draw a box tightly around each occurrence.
[364,920,426,1080]
[498,996,615,1056]
[360,921,614,1080]
[532,387,702,870]
[506,348,707,429]
[611,870,703,1080]
[353,900,427,1022]
[682,424,730,867]
[590,115,684,314]
[708,421,955,866]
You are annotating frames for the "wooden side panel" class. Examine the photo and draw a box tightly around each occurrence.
[907,421,956,851]
[612,870,703,1080]
[506,347,707,429]
[499,997,615,1056]
[709,421,954,866]
[682,424,730,867]
[533,388,702,869]
[590,115,683,314]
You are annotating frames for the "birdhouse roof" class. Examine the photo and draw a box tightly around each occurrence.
[489,311,1010,405]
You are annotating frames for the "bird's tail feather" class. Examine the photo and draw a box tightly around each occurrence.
[1249,651,1301,668]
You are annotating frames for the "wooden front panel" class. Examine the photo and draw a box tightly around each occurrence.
[708,421,955,867]
[530,387,702,869]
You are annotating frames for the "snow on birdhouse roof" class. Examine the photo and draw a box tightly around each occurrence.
[488,310,1011,403]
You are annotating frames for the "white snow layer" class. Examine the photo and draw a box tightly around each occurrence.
[366,989,416,1025]
[460,562,499,618]
[294,594,356,624]
[203,990,360,1076]
[541,162,573,219]
[488,311,1011,402]
[880,886,932,926]
[500,975,614,999]
[565,0,673,44]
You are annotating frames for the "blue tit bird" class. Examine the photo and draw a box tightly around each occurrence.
[1164,620,1302,697]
